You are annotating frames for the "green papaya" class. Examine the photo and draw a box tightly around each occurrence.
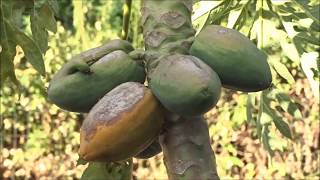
[134,139,162,159]
[79,82,164,162]
[48,39,146,112]
[190,25,272,92]
[149,54,221,116]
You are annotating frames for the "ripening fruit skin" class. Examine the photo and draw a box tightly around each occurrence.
[190,25,272,92]
[48,40,145,113]
[79,82,164,162]
[149,54,221,116]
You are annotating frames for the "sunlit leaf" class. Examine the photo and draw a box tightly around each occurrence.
[209,0,237,24]
[275,92,303,119]
[4,19,45,76]
[262,125,275,156]
[259,91,293,140]
[192,11,210,35]
[256,92,264,139]
[292,0,320,25]
[269,58,295,84]
[301,52,320,98]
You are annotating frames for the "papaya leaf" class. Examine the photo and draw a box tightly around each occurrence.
[256,92,264,139]
[81,160,132,180]
[209,0,237,24]
[262,125,275,157]
[261,90,293,140]
[4,19,45,76]
[246,94,253,123]
[47,0,59,15]
[269,59,295,84]
[192,1,225,33]
[192,10,210,35]
[275,92,303,119]
[0,42,17,86]
[229,0,251,30]
[294,32,320,46]
[37,2,57,33]
[30,14,49,53]
[292,0,320,25]
[192,1,224,22]
[0,3,18,86]
[11,3,26,28]
[272,114,293,140]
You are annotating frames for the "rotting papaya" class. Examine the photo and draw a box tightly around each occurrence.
[149,54,221,116]
[190,25,272,92]
[48,39,146,113]
[134,138,162,159]
[79,82,164,162]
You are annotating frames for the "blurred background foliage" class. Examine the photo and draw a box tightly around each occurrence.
[0,0,319,179]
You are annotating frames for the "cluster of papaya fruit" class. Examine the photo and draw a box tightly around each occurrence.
[48,25,272,162]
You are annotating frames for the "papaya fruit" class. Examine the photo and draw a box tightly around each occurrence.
[134,139,162,159]
[48,39,146,112]
[190,25,272,92]
[79,82,164,162]
[149,54,221,116]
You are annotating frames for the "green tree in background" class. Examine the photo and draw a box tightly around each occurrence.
[0,0,319,179]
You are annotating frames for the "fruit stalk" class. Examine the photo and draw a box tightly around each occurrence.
[141,0,219,179]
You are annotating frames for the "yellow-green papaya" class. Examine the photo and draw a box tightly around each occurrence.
[190,25,272,92]
[48,39,146,112]
[79,82,164,162]
[149,54,221,116]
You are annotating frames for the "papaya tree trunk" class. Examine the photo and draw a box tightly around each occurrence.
[160,115,219,180]
[141,0,219,179]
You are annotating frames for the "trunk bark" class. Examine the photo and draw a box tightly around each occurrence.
[141,0,220,179]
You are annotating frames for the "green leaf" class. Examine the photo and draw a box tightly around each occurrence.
[192,1,225,33]
[37,2,57,33]
[30,14,49,53]
[272,113,293,140]
[292,0,320,25]
[209,0,237,24]
[262,125,275,157]
[0,3,18,86]
[246,94,253,123]
[256,92,264,139]
[275,92,302,119]
[294,32,320,46]
[270,59,295,84]
[4,19,46,76]
[47,0,59,15]
[81,160,132,180]
[229,0,251,30]
[259,91,293,140]
[0,42,17,86]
